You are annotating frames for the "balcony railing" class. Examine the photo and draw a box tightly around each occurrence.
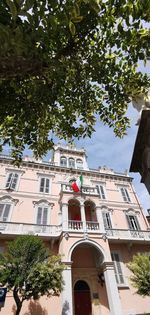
[0,221,61,237]
[105,228,150,241]
[61,184,99,195]
[68,220,99,232]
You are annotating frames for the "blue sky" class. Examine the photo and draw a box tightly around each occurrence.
[74,104,149,214]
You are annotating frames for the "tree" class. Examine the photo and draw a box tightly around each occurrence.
[0,0,150,161]
[0,235,64,315]
[128,252,150,297]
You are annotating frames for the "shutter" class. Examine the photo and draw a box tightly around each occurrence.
[45,179,49,193]
[125,189,131,202]
[11,173,19,190]
[134,216,140,230]
[126,215,133,229]
[0,204,4,220]
[42,208,48,225]
[102,212,112,229]
[102,212,107,228]
[40,178,45,192]
[3,204,10,222]
[106,212,112,228]
[100,185,106,199]
[37,207,42,224]
[6,173,13,189]
[121,188,126,201]
[111,252,124,284]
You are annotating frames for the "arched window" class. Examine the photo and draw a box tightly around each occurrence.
[69,158,75,168]
[76,158,83,169]
[60,156,67,167]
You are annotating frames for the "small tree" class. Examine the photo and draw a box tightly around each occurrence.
[0,235,64,315]
[128,252,150,297]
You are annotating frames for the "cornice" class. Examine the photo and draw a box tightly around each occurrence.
[0,157,133,183]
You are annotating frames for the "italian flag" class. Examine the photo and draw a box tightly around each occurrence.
[71,175,83,192]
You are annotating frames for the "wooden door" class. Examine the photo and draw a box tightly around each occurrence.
[74,281,92,315]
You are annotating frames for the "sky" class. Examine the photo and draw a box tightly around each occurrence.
[73,105,150,214]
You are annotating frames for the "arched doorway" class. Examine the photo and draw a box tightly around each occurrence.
[74,280,92,315]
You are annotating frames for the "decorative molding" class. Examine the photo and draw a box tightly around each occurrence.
[0,195,19,205]
[37,172,55,178]
[123,208,140,215]
[5,168,25,175]
[32,199,54,207]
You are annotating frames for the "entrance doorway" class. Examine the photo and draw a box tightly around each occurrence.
[74,280,92,315]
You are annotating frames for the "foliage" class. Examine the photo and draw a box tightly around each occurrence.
[128,252,150,297]
[0,0,150,161]
[0,235,64,315]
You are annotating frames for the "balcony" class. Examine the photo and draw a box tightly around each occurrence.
[68,220,100,232]
[61,184,99,196]
[0,221,61,238]
[105,228,150,241]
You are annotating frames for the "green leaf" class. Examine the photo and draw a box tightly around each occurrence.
[69,21,76,35]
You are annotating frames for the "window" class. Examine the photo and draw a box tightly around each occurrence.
[111,252,124,285]
[5,172,19,190]
[120,187,131,202]
[76,159,83,169]
[96,185,106,199]
[102,211,112,229]
[36,206,48,225]
[0,203,11,222]
[69,158,75,168]
[126,215,140,230]
[39,177,50,193]
[60,156,67,167]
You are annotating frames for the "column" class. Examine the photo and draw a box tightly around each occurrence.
[102,262,123,315]
[80,203,86,232]
[61,263,73,315]
[62,203,68,231]
[96,206,105,233]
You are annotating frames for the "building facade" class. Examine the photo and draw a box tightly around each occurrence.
[0,144,149,315]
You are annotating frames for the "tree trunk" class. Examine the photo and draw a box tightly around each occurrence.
[13,287,23,315]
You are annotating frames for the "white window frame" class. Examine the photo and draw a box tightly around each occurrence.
[0,197,15,231]
[76,158,83,169]
[96,184,106,199]
[34,201,52,226]
[5,172,20,191]
[0,203,12,222]
[68,158,75,168]
[120,187,131,202]
[102,210,112,229]
[60,156,67,167]
[126,214,140,230]
[111,252,125,285]
[39,177,50,194]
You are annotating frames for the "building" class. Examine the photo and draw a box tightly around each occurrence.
[0,143,150,315]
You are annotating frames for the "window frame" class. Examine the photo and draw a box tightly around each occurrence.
[96,184,106,199]
[34,201,51,227]
[39,177,50,194]
[76,158,83,169]
[0,203,11,222]
[60,156,67,167]
[120,187,131,203]
[126,214,140,231]
[5,172,20,191]
[102,210,112,229]
[68,158,75,168]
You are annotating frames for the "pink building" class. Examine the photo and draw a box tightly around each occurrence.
[0,144,149,315]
